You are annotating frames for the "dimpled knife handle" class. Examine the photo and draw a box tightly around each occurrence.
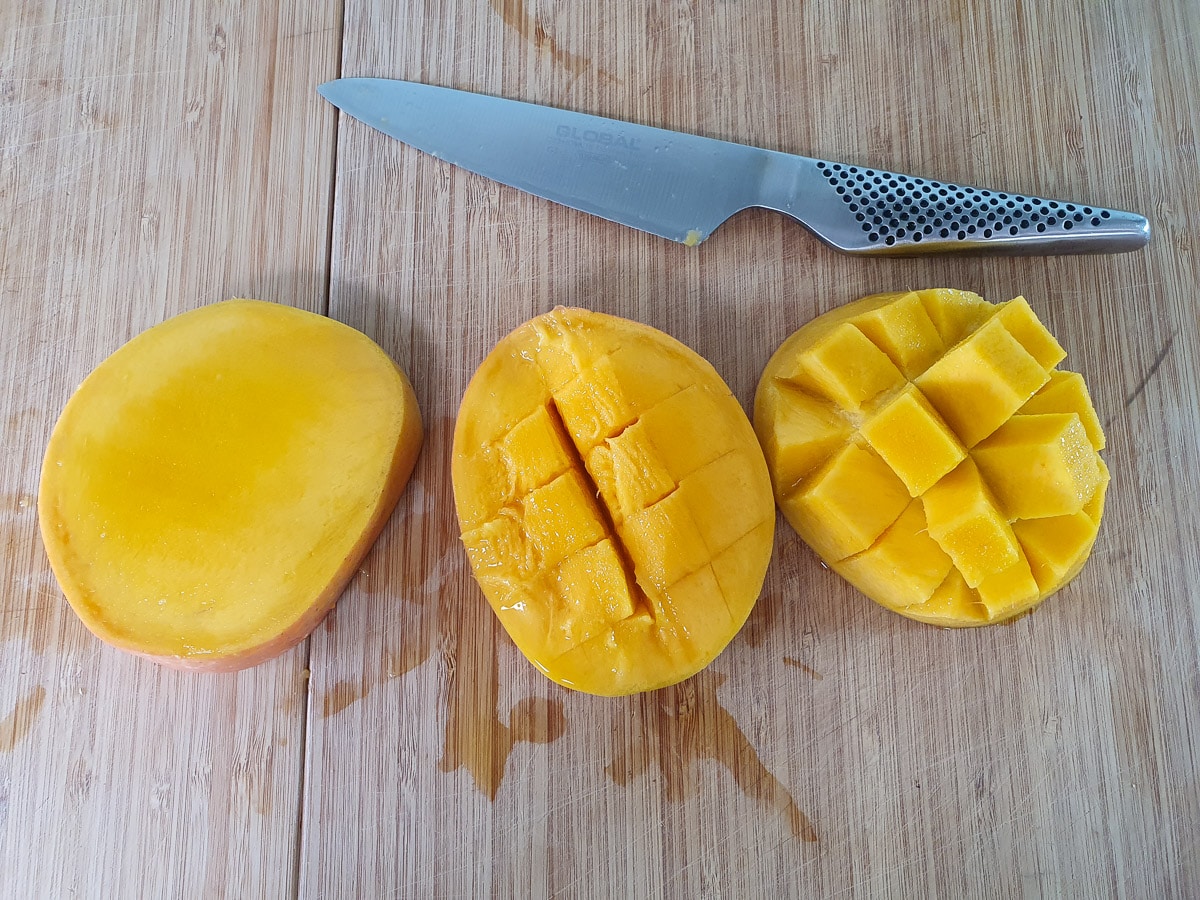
[795,159,1150,256]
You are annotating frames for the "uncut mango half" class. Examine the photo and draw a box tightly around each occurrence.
[755,289,1107,627]
[453,308,775,696]
[38,299,423,670]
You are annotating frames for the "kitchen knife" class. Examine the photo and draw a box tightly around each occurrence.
[317,77,1150,257]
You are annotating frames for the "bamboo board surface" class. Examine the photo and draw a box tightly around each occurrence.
[1,1,1198,896]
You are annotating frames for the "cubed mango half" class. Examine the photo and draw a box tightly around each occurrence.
[755,289,1107,627]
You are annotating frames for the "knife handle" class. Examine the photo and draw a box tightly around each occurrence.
[778,158,1150,256]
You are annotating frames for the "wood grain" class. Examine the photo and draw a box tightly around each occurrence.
[2,0,1199,897]
[0,0,340,895]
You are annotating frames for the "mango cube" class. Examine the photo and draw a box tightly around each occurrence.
[603,342,695,412]
[587,422,676,524]
[1084,458,1111,524]
[756,380,852,490]
[618,489,711,592]
[921,459,1019,586]
[1012,513,1099,593]
[975,548,1040,618]
[859,384,966,496]
[656,565,733,653]
[782,440,910,561]
[915,288,991,345]
[522,469,608,571]
[679,448,777,557]
[501,405,575,497]
[638,384,737,481]
[971,413,1103,519]
[710,521,775,611]
[1020,370,1106,451]
[993,296,1067,370]
[553,360,637,452]
[550,539,639,652]
[788,322,905,411]
[907,571,990,625]
[915,316,1050,447]
[835,500,954,609]
[851,290,945,378]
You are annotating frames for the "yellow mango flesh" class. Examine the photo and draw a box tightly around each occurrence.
[38,299,423,669]
[453,307,774,696]
[755,290,1107,627]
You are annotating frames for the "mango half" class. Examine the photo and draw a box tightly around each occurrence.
[452,308,774,695]
[755,289,1107,627]
[39,299,423,669]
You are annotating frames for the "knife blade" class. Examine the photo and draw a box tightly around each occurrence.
[317,77,1150,257]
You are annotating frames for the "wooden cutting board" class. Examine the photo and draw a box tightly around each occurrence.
[2,0,1197,896]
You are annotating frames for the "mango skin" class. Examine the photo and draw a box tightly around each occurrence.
[754,289,1107,627]
[38,299,423,670]
[452,307,774,696]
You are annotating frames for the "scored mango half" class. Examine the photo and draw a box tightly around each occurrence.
[754,289,1107,627]
[452,308,774,695]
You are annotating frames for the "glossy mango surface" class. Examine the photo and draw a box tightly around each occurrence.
[755,289,1107,627]
[39,299,423,669]
[453,308,774,695]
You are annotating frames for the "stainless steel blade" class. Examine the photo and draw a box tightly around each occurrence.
[318,78,1150,256]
